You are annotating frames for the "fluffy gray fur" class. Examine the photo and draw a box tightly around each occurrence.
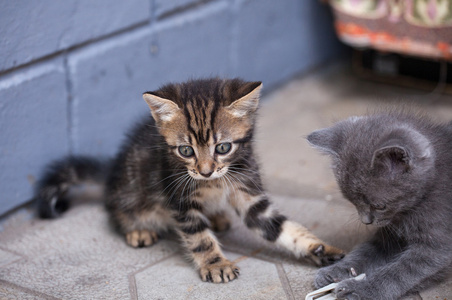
[307,112,452,300]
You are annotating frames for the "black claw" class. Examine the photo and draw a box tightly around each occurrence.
[207,273,213,282]
[138,240,145,248]
[314,244,325,256]
[321,253,344,266]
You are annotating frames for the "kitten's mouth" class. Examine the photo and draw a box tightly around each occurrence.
[360,213,391,227]
[188,166,229,181]
[371,218,391,227]
[188,170,226,181]
[361,218,391,227]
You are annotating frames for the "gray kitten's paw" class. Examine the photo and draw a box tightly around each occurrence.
[314,264,352,288]
[335,278,370,300]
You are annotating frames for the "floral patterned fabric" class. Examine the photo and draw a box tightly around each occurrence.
[328,0,452,60]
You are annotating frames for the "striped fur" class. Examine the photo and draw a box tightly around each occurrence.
[35,78,343,283]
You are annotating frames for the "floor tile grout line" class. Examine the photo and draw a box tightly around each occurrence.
[0,279,61,300]
[223,244,297,299]
[0,245,28,268]
[127,252,179,300]
[276,263,296,300]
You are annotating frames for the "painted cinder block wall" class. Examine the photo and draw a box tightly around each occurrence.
[0,0,342,215]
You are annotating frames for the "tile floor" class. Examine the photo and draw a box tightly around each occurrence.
[1,62,451,299]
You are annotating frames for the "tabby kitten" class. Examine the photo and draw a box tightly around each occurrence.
[36,78,343,283]
[308,112,452,299]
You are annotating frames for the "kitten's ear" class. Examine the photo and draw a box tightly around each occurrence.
[143,92,180,122]
[371,128,434,175]
[226,82,262,117]
[307,127,341,156]
[371,144,411,173]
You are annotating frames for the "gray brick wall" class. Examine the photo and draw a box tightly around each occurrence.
[0,0,342,215]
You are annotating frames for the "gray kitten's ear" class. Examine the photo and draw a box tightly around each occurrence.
[306,127,341,156]
[371,144,411,173]
[226,82,262,117]
[371,128,433,174]
[143,92,180,122]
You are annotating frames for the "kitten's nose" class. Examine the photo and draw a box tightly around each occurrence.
[361,213,373,225]
[199,171,213,178]
[197,160,215,178]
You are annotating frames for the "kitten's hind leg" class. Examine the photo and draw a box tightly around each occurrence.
[110,203,173,248]
[126,230,158,248]
[208,212,231,232]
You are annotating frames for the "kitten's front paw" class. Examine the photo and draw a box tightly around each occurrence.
[200,259,240,283]
[308,243,345,266]
[126,230,158,248]
[315,264,351,288]
[335,278,370,300]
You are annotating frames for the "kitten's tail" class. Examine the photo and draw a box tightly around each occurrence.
[34,155,111,219]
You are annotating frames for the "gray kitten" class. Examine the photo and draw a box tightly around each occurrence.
[307,112,452,300]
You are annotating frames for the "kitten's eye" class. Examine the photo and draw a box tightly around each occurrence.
[215,143,231,154]
[178,146,194,157]
[372,203,386,211]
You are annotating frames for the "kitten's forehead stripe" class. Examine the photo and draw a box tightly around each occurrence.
[206,129,211,144]
[182,92,219,146]
[183,108,198,144]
